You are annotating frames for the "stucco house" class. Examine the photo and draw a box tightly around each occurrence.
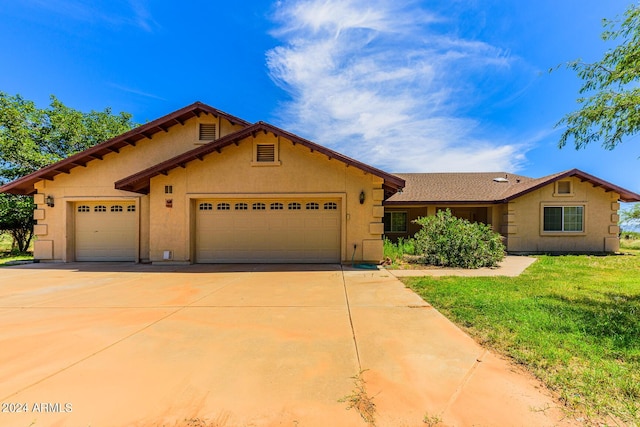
[1,102,639,263]
[385,171,640,254]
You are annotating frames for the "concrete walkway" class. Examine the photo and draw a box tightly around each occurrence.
[387,255,537,277]
[0,263,574,426]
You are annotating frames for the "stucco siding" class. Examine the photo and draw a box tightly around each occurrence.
[505,177,620,253]
[148,132,383,263]
[31,115,245,261]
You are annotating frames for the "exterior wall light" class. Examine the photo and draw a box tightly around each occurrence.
[359,191,365,205]
[45,195,54,207]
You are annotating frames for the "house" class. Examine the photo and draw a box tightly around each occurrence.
[1,102,638,262]
[0,102,403,264]
[385,171,640,253]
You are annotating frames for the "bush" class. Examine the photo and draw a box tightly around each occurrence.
[413,210,505,268]
[383,237,416,263]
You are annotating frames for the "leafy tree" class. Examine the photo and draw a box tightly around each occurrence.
[0,194,34,253]
[621,202,640,226]
[413,209,505,268]
[0,92,136,252]
[0,92,136,181]
[557,3,640,150]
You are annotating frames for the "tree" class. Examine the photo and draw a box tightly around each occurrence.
[0,92,136,252]
[557,3,640,150]
[0,194,34,253]
[621,202,640,226]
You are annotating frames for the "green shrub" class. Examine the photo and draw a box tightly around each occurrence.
[413,209,505,268]
[383,237,416,262]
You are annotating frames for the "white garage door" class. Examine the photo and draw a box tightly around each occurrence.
[195,199,341,263]
[75,202,137,261]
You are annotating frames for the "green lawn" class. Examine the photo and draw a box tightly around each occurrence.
[403,254,640,425]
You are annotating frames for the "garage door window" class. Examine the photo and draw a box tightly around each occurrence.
[306,202,319,210]
[270,202,284,210]
[199,203,213,211]
[77,205,90,213]
[111,205,123,212]
[324,202,337,210]
[94,205,106,212]
[217,203,230,210]
[253,202,266,210]
[235,203,248,210]
[288,202,301,210]
[127,205,136,212]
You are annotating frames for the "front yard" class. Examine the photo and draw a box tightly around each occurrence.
[402,253,640,425]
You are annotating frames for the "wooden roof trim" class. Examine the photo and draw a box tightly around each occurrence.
[0,102,251,195]
[115,122,405,194]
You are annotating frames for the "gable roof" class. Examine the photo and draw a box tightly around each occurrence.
[0,102,251,195]
[386,169,640,204]
[114,121,405,196]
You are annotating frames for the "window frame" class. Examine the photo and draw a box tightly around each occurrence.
[384,211,408,233]
[541,204,586,234]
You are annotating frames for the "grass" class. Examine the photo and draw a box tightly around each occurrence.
[338,370,377,426]
[402,254,640,425]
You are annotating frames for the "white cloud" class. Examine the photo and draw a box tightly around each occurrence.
[266,0,529,172]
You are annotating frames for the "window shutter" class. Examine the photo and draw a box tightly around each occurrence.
[256,144,275,162]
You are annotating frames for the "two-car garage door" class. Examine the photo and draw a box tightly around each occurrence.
[195,198,341,263]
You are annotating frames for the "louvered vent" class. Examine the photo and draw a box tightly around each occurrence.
[256,144,275,162]
[199,124,217,141]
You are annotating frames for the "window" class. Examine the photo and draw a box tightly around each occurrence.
[270,202,283,210]
[111,205,123,212]
[77,205,90,213]
[165,185,173,194]
[217,203,230,210]
[306,202,319,210]
[543,206,584,232]
[252,202,266,210]
[199,203,213,211]
[288,202,301,210]
[127,205,136,212]
[199,123,217,141]
[324,202,337,210]
[384,212,407,233]
[235,203,248,210]
[94,205,107,212]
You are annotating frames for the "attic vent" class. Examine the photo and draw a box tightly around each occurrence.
[256,144,275,162]
[493,177,509,183]
[199,124,217,141]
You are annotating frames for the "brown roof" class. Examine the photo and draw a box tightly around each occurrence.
[115,121,405,195]
[0,102,251,195]
[385,169,640,204]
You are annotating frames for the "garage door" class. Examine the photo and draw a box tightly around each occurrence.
[195,199,341,263]
[75,202,137,261]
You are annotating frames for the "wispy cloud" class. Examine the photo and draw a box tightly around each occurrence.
[108,83,167,101]
[266,0,529,172]
[24,0,159,32]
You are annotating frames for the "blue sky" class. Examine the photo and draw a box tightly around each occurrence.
[1,0,639,194]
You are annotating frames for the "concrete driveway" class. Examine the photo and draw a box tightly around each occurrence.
[0,263,574,427]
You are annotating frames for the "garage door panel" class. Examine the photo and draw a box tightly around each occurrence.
[195,198,341,263]
[75,203,137,262]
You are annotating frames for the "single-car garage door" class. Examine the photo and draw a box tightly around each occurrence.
[195,198,341,263]
[75,202,137,261]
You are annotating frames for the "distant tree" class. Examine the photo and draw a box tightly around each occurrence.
[621,203,640,226]
[557,3,640,150]
[0,92,136,252]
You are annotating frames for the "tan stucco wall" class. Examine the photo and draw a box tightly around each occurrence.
[32,114,245,261]
[148,132,384,263]
[504,177,621,253]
